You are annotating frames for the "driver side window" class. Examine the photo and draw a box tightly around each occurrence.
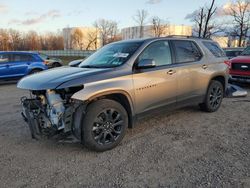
[0,54,9,63]
[138,41,172,67]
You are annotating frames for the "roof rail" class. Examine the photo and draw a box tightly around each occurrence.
[166,35,212,40]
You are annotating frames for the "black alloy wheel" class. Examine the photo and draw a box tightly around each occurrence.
[200,80,224,112]
[92,108,124,145]
[82,99,128,152]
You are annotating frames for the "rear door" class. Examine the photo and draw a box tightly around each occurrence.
[0,53,11,79]
[133,40,177,114]
[171,40,207,103]
[8,53,34,77]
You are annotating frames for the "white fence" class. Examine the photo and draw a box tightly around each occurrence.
[38,50,95,57]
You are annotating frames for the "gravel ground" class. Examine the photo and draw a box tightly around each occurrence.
[0,84,250,188]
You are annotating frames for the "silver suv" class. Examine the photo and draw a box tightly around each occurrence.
[18,37,228,151]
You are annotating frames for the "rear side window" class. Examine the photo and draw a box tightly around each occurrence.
[0,54,9,63]
[12,54,34,62]
[172,40,202,63]
[202,41,225,57]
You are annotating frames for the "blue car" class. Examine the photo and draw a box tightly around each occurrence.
[0,51,48,80]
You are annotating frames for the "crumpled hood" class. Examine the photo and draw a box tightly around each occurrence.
[17,66,110,90]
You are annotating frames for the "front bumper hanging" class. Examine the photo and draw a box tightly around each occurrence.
[21,97,42,139]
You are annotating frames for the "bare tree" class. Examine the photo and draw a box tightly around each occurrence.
[186,0,217,38]
[25,31,41,50]
[191,8,206,37]
[228,0,250,47]
[203,0,217,38]
[133,9,149,38]
[8,29,21,50]
[85,29,98,50]
[151,16,168,37]
[94,19,118,46]
[71,28,84,50]
[0,29,10,51]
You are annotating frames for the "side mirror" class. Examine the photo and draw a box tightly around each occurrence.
[69,59,83,67]
[137,59,156,69]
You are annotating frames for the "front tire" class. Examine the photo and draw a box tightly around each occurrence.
[82,99,128,152]
[200,80,224,112]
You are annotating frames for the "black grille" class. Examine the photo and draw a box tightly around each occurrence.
[232,75,250,79]
[232,63,250,71]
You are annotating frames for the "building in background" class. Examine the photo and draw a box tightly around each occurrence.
[63,27,101,50]
[212,36,229,48]
[121,25,192,40]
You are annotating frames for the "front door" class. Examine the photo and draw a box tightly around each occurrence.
[133,40,177,114]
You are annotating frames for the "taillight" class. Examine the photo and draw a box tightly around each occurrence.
[224,60,231,69]
[43,61,49,65]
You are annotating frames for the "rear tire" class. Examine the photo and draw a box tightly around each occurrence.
[82,99,128,152]
[52,62,61,68]
[200,80,224,112]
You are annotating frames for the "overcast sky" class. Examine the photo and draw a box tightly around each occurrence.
[0,0,230,33]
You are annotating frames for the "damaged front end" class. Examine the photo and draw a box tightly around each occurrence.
[21,87,84,140]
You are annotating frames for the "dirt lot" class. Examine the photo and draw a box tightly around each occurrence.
[0,84,250,188]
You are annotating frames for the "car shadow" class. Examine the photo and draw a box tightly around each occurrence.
[0,80,18,86]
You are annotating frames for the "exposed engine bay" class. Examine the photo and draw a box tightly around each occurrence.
[21,86,83,139]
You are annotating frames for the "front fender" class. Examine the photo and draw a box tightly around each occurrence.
[27,63,48,73]
[71,75,135,115]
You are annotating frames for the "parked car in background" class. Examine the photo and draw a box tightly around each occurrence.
[223,47,245,59]
[0,51,48,81]
[229,46,250,83]
[38,53,62,68]
[18,37,228,152]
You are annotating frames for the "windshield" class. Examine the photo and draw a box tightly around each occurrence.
[79,41,143,68]
[241,47,250,55]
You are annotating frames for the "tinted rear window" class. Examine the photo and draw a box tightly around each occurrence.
[202,41,225,57]
[12,54,34,62]
[172,40,202,63]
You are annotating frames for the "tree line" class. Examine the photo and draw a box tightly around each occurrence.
[186,0,250,47]
[69,11,168,50]
[1,0,250,51]
[0,29,64,51]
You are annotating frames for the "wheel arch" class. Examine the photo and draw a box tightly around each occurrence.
[28,68,44,74]
[210,75,227,93]
[86,91,135,129]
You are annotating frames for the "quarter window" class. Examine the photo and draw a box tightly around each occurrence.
[138,41,172,66]
[202,41,225,57]
[172,40,202,63]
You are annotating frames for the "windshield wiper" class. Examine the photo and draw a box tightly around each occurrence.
[81,65,115,68]
[81,65,103,68]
